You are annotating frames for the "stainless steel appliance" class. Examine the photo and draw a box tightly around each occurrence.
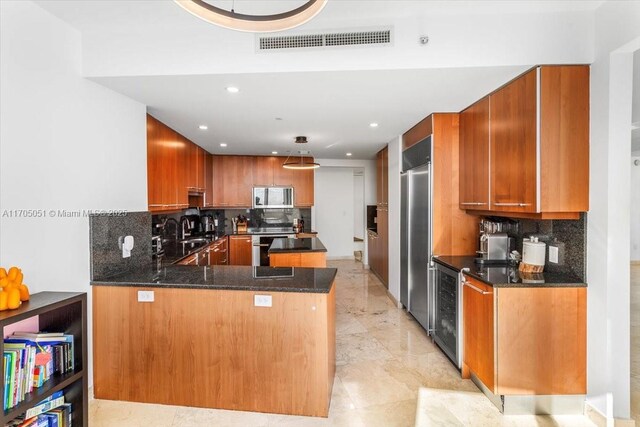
[478,232,509,262]
[252,233,296,266]
[253,187,294,209]
[400,136,433,331]
[433,262,463,367]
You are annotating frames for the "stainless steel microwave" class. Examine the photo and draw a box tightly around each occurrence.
[252,187,294,209]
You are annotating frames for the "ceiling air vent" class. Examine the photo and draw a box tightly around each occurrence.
[258,29,392,51]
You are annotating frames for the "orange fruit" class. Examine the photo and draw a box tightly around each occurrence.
[7,288,20,310]
[0,292,8,311]
[0,268,6,279]
[13,272,23,287]
[18,284,29,302]
[0,277,9,288]
[7,267,19,281]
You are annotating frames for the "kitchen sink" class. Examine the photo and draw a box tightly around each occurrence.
[179,237,210,244]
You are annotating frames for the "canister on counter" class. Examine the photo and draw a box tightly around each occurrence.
[519,237,546,273]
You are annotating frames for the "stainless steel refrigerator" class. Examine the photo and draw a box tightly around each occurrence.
[400,136,433,332]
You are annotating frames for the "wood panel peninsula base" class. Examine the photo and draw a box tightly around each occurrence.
[92,282,336,417]
[269,237,328,268]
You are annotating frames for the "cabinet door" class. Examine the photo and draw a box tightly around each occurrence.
[211,155,225,207]
[382,147,389,206]
[229,236,252,266]
[376,150,384,206]
[224,157,254,207]
[490,69,537,213]
[463,276,495,392]
[292,157,315,207]
[161,126,179,208]
[196,146,206,191]
[459,97,490,210]
[204,153,214,207]
[273,158,293,186]
[253,156,275,186]
[175,135,189,208]
[147,116,164,211]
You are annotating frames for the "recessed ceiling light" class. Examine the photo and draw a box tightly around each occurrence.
[226,86,239,93]
[346,153,353,156]
[220,143,228,147]
[272,151,278,155]
[369,122,379,128]
[198,125,208,130]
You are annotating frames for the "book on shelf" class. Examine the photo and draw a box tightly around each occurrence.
[5,398,72,427]
[3,333,75,411]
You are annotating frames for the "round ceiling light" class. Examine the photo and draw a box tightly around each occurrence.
[174,0,328,33]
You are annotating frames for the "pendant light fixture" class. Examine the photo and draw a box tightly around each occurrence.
[282,136,320,170]
[174,0,328,33]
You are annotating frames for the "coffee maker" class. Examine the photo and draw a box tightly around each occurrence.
[476,218,518,264]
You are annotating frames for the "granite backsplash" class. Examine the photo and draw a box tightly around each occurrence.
[89,211,152,280]
[482,213,587,280]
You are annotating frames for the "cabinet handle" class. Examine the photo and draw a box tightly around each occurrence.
[460,202,487,206]
[463,282,493,295]
[494,203,531,207]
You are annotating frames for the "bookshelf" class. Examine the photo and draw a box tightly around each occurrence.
[0,292,87,426]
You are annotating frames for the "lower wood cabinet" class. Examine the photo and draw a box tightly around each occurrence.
[462,276,586,395]
[229,235,252,266]
[207,237,228,266]
[270,252,326,268]
[368,209,388,288]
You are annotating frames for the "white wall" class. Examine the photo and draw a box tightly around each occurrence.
[387,137,402,303]
[632,158,640,262]
[587,0,640,419]
[314,159,376,264]
[313,168,355,259]
[0,0,147,383]
[353,173,365,240]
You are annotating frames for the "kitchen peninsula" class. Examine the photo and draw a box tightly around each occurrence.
[269,237,328,267]
[91,265,336,417]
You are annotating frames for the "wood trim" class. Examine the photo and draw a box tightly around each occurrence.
[432,113,477,256]
[402,115,433,150]
[464,210,580,220]
[495,287,586,395]
[540,65,590,213]
[93,285,335,417]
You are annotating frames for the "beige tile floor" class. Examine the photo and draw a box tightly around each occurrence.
[632,263,640,424]
[90,260,596,426]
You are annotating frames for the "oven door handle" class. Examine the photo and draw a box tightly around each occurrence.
[253,244,270,247]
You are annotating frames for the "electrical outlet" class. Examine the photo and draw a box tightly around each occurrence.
[138,290,155,302]
[254,295,272,307]
[549,246,559,264]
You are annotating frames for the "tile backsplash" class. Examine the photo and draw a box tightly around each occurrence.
[89,211,152,280]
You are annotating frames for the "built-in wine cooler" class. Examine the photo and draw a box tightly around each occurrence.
[432,262,462,368]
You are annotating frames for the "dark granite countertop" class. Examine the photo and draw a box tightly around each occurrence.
[433,256,587,288]
[91,265,337,293]
[161,234,226,264]
[269,238,327,254]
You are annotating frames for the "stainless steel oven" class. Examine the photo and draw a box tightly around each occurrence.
[251,234,296,266]
[433,262,463,368]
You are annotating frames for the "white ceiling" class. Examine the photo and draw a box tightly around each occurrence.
[94,66,528,158]
[34,0,603,159]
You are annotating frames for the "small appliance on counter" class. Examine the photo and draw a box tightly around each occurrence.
[476,218,517,265]
[201,215,215,234]
[519,237,546,273]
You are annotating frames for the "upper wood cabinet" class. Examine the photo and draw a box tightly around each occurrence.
[204,153,214,208]
[376,147,388,206]
[459,96,490,210]
[459,65,589,219]
[490,69,538,213]
[291,158,315,207]
[185,142,206,192]
[147,115,188,212]
[212,155,254,208]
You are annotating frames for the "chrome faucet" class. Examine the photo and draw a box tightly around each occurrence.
[179,217,190,240]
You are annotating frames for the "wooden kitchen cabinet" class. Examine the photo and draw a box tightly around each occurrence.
[229,235,253,266]
[377,208,389,286]
[367,229,379,275]
[376,147,388,206]
[462,275,587,396]
[490,69,538,213]
[459,96,490,210]
[147,115,189,212]
[459,65,589,219]
[211,155,254,208]
[208,237,228,266]
[204,153,214,208]
[291,158,315,207]
[462,277,495,391]
[253,156,277,186]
